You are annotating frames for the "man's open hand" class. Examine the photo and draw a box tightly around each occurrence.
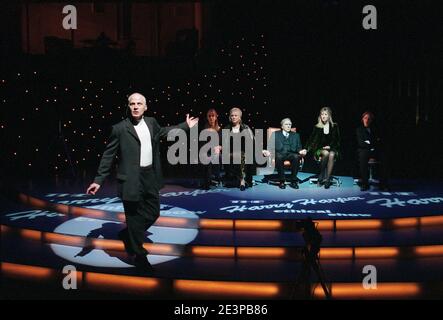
[86,183,101,195]
[186,114,199,128]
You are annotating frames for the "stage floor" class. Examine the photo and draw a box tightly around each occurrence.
[1,173,443,299]
[6,172,443,220]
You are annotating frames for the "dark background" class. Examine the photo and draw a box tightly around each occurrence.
[1,0,442,183]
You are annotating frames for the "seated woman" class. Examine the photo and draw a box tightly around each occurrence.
[356,111,389,191]
[201,108,222,189]
[305,107,341,189]
[222,107,254,191]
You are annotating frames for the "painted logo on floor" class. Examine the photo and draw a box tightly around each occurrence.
[2,204,199,268]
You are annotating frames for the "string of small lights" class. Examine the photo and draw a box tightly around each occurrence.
[1,35,269,176]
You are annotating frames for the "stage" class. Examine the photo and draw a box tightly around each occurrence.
[1,172,443,299]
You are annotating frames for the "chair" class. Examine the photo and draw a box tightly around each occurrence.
[304,155,341,187]
[261,127,304,186]
[354,157,381,187]
[368,158,380,184]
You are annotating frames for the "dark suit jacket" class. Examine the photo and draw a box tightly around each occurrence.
[269,131,302,156]
[94,117,189,201]
[356,125,380,150]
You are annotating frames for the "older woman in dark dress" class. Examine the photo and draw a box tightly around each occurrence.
[222,107,254,191]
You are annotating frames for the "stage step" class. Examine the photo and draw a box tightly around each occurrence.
[2,223,443,261]
[3,236,443,283]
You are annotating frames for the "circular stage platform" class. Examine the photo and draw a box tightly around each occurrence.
[1,173,443,299]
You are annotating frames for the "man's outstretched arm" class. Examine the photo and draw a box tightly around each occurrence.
[86,126,120,194]
[157,114,199,139]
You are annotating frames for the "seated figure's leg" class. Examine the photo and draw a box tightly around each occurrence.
[275,153,286,182]
[225,153,241,186]
[325,151,336,181]
[287,153,301,182]
[318,150,329,182]
[358,149,369,186]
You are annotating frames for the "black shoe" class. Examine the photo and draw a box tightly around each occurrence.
[202,183,210,190]
[118,228,135,256]
[290,182,299,189]
[134,255,154,273]
[324,180,331,189]
[318,179,325,186]
[279,181,286,189]
[240,184,246,191]
[360,184,369,191]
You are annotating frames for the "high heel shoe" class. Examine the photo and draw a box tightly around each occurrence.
[239,178,247,191]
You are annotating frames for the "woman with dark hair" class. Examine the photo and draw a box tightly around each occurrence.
[201,109,222,189]
[305,107,341,189]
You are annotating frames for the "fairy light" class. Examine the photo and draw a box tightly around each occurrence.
[4,34,269,174]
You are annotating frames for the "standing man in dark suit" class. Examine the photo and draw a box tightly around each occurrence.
[264,118,307,189]
[86,93,198,271]
[356,111,389,191]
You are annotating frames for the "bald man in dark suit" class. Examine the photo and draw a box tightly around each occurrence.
[87,93,198,271]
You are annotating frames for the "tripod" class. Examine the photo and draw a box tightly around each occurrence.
[291,219,331,299]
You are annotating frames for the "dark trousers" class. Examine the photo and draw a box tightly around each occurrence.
[204,162,221,184]
[276,153,301,182]
[358,149,388,186]
[122,167,160,256]
[225,152,254,186]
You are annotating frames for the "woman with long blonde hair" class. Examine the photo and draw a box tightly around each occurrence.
[305,107,341,188]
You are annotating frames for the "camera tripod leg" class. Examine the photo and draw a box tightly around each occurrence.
[291,254,331,299]
[311,258,331,299]
[290,259,311,299]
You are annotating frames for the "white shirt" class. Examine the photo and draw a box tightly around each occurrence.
[283,131,289,138]
[133,118,153,166]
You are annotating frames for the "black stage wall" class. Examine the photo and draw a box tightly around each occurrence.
[0,1,442,181]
